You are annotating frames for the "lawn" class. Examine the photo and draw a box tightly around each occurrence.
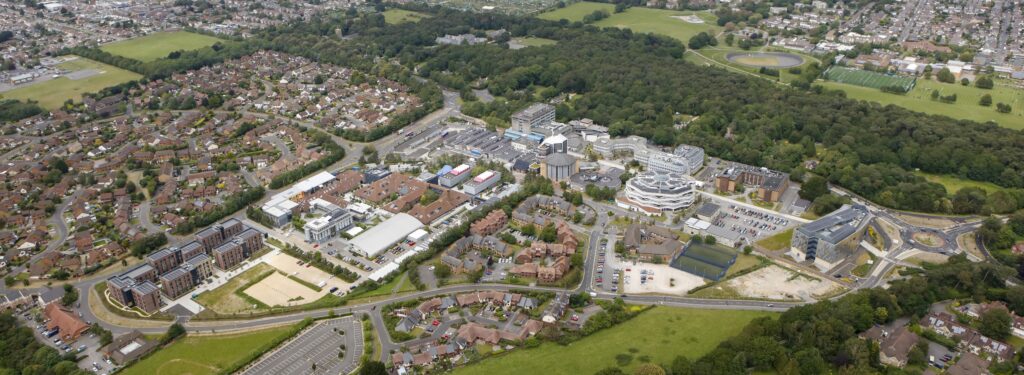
[382,9,430,24]
[454,306,776,374]
[100,31,222,62]
[914,171,1006,194]
[119,325,296,375]
[756,229,793,251]
[539,3,721,43]
[351,271,414,299]
[1,56,141,110]
[823,66,916,91]
[513,37,557,47]
[725,254,763,277]
[194,263,275,314]
[819,78,1024,130]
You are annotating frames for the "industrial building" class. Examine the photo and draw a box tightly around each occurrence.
[511,103,556,133]
[618,171,700,214]
[261,171,337,226]
[463,171,501,195]
[439,164,472,188]
[348,213,425,257]
[790,204,871,271]
[303,198,354,243]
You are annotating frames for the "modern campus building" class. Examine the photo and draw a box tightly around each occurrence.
[541,153,578,182]
[261,171,337,226]
[303,198,354,243]
[511,103,555,133]
[590,137,704,175]
[106,265,161,314]
[439,164,472,188]
[463,171,501,195]
[617,171,700,215]
[348,213,424,257]
[790,204,871,271]
[714,165,789,202]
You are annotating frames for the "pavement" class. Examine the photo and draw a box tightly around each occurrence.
[242,316,363,375]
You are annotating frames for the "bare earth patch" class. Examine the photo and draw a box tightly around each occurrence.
[243,272,323,307]
[263,251,353,292]
[720,265,841,301]
[622,263,705,295]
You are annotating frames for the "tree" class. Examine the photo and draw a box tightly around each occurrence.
[936,67,955,83]
[358,361,388,375]
[433,263,452,279]
[980,94,993,106]
[704,235,717,245]
[669,356,692,375]
[960,77,969,86]
[997,103,1012,113]
[798,176,828,201]
[975,76,994,89]
[794,348,827,375]
[743,245,753,255]
[60,284,78,307]
[633,364,666,375]
[92,324,113,346]
[979,308,1012,340]
[161,323,186,345]
[596,367,626,375]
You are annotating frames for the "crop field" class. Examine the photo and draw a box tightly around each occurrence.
[823,66,916,91]
[382,9,431,24]
[0,56,141,110]
[119,325,296,375]
[539,3,721,43]
[454,306,776,374]
[100,31,222,62]
[821,78,1024,130]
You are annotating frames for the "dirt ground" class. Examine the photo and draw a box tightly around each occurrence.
[721,265,841,301]
[622,263,705,295]
[243,272,323,307]
[957,233,985,260]
[263,251,352,292]
[905,251,949,265]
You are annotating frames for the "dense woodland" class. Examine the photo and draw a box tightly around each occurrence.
[0,314,89,375]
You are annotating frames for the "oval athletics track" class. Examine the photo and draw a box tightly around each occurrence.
[725,52,805,69]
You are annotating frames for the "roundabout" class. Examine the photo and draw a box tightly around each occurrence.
[725,52,805,68]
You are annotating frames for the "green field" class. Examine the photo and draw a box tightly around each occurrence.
[382,9,431,24]
[820,78,1024,130]
[194,263,275,314]
[671,256,726,280]
[539,3,721,43]
[513,37,557,47]
[100,31,222,62]
[454,306,775,374]
[823,66,916,91]
[914,171,1006,194]
[756,229,793,251]
[120,325,296,375]
[0,56,141,110]
[683,243,737,266]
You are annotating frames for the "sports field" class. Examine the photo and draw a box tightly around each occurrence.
[823,66,916,91]
[0,56,141,110]
[539,3,721,43]
[671,256,725,279]
[727,52,804,68]
[100,31,222,62]
[821,78,1024,130]
[514,37,557,47]
[683,243,737,266]
[119,325,296,375]
[453,306,776,374]
[382,9,430,24]
[194,263,275,314]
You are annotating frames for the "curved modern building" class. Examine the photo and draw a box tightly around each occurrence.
[541,152,578,182]
[618,171,699,214]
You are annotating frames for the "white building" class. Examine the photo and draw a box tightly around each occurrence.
[618,171,700,215]
[303,199,354,243]
[511,103,555,133]
[348,213,424,258]
[439,164,472,188]
[463,171,501,195]
[262,171,336,227]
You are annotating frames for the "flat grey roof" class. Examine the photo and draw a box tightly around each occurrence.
[796,204,869,244]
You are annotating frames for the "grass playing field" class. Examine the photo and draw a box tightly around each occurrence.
[194,263,276,314]
[514,37,557,47]
[671,256,726,280]
[119,325,296,375]
[453,306,776,374]
[100,31,222,62]
[0,56,141,110]
[914,171,1006,194]
[823,66,916,91]
[684,243,737,267]
[539,3,721,43]
[820,78,1024,130]
[382,9,431,24]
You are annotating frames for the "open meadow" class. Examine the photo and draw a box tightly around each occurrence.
[0,56,141,110]
[820,78,1024,130]
[119,325,297,375]
[453,306,775,374]
[100,31,222,62]
[539,3,721,43]
[382,9,431,24]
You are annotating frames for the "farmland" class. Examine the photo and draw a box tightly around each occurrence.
[453,306,776,375]
[0,56,141,110]
[100,31,222,62]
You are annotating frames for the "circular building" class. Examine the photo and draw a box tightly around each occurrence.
[541,152,578,182]
[620,171,699,213]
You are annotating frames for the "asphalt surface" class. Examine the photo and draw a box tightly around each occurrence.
[242,317,362,375]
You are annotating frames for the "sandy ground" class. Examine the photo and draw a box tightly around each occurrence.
[243,272,324,307]
[722,265,840,301]
[263,251,352,292]
[622,263,705,295]
[671,15,704,23]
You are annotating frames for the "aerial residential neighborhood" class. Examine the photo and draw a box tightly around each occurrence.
[1,0,1024,375]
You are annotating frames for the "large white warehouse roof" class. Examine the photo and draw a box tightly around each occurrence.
[348,213,424,258]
